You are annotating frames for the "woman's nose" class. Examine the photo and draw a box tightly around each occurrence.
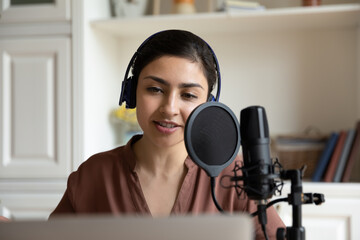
[160,93,180,117]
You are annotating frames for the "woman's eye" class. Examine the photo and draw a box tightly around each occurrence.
[147,87,163,93]
[182,93,198,99]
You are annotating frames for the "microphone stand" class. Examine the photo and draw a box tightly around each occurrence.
[277,169,305,240]
[275,168,325,240]
[224,160,325,240]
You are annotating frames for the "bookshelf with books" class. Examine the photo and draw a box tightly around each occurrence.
[273,120,360,183]
[312,121,360,183]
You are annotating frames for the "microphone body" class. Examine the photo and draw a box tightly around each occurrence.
[240,106,275,201]
[240,106,278,239]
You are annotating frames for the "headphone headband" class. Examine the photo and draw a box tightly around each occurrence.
[119,30,221,108]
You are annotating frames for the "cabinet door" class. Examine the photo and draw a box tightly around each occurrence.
[0,192,64,220]
[0,37,72,178]
[275,183,360,240]
[277,202,350,240]
[0,0,71,23]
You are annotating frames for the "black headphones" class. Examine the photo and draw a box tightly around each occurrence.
[119,30,221,109]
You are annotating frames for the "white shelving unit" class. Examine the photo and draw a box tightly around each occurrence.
[89,5,360,239]
[92,4,360,36]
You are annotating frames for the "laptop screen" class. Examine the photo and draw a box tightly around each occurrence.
[0,213,253,240]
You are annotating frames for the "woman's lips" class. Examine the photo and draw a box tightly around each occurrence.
[154,121,180,134]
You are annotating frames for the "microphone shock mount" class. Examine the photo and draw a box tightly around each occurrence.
[221,158,325,240]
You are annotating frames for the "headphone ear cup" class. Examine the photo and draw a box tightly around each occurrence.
[128,76,137,108]
[119,76,137,109]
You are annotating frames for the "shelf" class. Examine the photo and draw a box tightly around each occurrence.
[91,4,360,38]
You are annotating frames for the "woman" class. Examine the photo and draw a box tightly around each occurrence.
[50,30,284,239]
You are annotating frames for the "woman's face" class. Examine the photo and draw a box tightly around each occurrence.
[136,55,209,148]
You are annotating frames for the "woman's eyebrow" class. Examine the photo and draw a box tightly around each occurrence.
[144,75,204,90]
[144,76,169,86]
[179,83,204,89]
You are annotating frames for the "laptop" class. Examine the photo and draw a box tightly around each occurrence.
[0,213,253,240]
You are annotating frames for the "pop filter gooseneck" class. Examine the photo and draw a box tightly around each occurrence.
[184,102,241,211]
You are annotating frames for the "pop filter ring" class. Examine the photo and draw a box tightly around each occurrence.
[185,102,241,178]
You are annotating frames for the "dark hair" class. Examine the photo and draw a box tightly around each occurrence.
[131,30,218,98]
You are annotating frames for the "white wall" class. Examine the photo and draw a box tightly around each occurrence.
[205,29,357,135]
[83,1,122,160]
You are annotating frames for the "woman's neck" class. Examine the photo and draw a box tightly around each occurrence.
[132,136,188,177]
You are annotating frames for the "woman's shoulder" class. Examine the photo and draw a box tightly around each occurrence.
[91,145,125,160]
[72,145,132,179]
[84,146,124,167]
[66,145,131,189]
[74,135,140,176]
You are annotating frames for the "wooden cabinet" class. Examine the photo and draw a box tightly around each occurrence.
[0,181,65,220]
[0,0,72,219]
[0,37,72,179]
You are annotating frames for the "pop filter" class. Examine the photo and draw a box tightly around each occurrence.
[185,102,241,177]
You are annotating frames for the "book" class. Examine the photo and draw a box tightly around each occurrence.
[323,130,347,182]
[333,129,356,182]
[226,6,265,12]
[225,0,265,12]
[349,153,360,182]
[311,132,339,182]
[226,0,261,8]
[342,121,360,182]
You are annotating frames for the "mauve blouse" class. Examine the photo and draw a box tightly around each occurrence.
[50,135,285,239]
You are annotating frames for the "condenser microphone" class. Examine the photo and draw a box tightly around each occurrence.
[239,106,278,239]
[240,106,276,201]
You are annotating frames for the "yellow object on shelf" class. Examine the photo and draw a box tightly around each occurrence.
[113,105,138,125]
